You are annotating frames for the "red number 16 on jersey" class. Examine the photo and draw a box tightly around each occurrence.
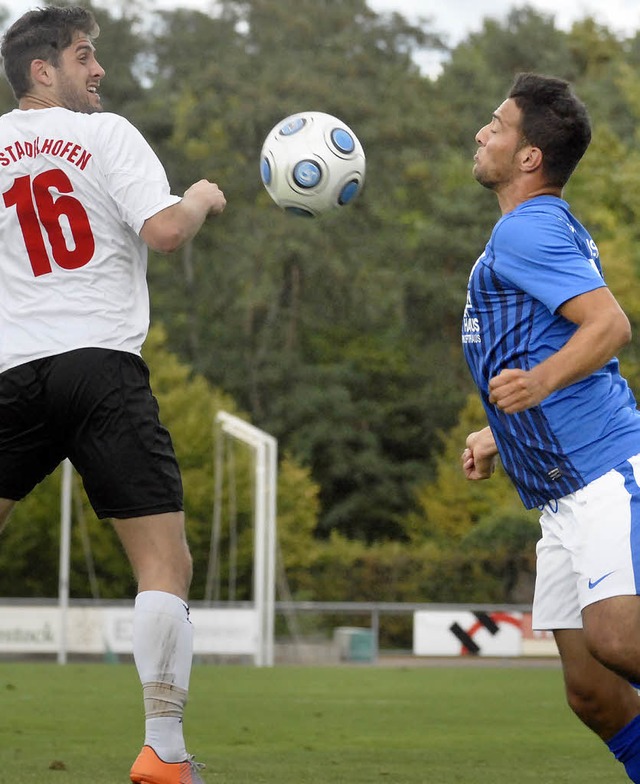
[3,167,95,277]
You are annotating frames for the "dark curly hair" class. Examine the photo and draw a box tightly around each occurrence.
[508,72,591,188]
[1,6,99,99]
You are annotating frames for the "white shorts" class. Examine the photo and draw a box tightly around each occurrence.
[533,453,640,630]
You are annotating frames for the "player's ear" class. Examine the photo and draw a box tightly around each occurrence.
[519,144,542,173]
[30,58,55,88]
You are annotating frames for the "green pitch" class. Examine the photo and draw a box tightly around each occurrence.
[0,661,627,783]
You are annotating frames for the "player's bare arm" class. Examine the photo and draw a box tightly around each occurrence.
[462,426,498,480]
[489,287,631,414]
[140,179,226,253]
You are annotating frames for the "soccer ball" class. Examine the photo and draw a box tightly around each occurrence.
[259,111,366,217]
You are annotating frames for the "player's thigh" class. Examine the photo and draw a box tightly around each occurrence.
[112,511,189,569]
[55,349,184,519]
[583,595,640,660]
[111,511,192,599]
[555,627,615,689]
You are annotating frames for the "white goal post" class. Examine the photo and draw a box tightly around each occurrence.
[207,411,278,667]
[58,458,73,665]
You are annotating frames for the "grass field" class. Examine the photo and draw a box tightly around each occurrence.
[0,660,629,783]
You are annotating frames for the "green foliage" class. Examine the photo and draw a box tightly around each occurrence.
[0,471,64,596]
[395,395,539,605]
[274,453,321,570]
[567,109,640,390]
[461,511,538,603]
[407,395,535,543]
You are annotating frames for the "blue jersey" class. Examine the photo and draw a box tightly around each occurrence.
[463,196,640,508]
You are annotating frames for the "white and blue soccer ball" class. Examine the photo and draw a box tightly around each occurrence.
[260,111,366,217]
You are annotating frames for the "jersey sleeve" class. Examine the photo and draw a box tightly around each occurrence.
[92,114,181,234]
[491,211,606,314]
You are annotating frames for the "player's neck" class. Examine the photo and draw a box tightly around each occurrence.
[18,93,62,111]
[497,183,563,215]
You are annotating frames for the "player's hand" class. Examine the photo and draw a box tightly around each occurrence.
[462,427,498,480]
[184,179,227,216]
[489,368,549,414]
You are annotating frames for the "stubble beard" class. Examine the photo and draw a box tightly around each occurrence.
[58,77,102,114]
[473,164,498,192]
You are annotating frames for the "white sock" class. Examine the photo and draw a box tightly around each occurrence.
[133,590,194,763]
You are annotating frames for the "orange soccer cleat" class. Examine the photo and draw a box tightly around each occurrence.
[130,745,206,784]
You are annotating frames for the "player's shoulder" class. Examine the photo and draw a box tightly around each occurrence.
[0,107,19,122]
[83,110,139,133]
[79,111,150,154]
[492,196,573,250]
[500,195,570,228]
[0,107,139,137]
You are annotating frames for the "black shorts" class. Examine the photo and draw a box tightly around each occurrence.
[0,348,183,519]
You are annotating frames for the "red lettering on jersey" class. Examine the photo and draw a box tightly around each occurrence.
[3,168,95,277]
[75,150,91,170]
[0,138,92,169]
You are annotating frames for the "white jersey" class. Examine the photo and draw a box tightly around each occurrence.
[0,107,181,373]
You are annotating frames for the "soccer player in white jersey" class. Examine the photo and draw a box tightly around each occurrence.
[0,7,226,783]
[461,72,640,781]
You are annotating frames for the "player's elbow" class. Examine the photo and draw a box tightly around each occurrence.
[140,207,191,254]
[147,229,186,254]
[140,223,187,254]
[621,321,632,348]
[611,311,632,353]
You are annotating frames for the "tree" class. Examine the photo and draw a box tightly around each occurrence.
[136,0,472,541]
[460,512,538,603]
[406,395,536,543]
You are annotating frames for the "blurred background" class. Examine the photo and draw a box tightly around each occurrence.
[1,0,639,656]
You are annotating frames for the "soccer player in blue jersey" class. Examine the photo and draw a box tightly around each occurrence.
[461,72,640,781]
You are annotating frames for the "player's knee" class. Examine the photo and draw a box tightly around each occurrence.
[136,541,193,599]
[566,681,600,721]
[164,539,192,596]
[565,680,617,736]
